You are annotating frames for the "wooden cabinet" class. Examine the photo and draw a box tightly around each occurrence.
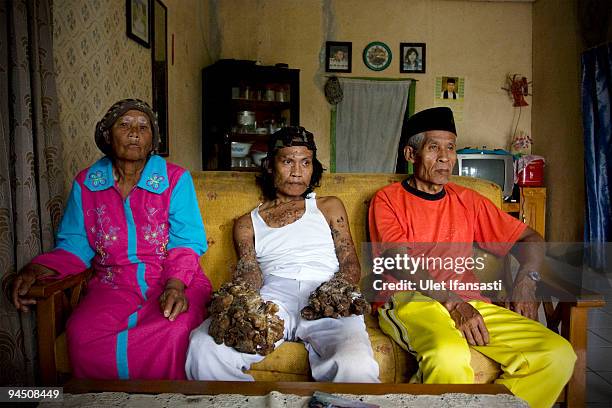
[202,59,300,170]
[519,187,546,238]
[503,187,547,238]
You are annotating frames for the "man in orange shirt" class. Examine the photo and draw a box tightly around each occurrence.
[368,107,575,408]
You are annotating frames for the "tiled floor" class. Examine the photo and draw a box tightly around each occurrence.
[583,270,612,406]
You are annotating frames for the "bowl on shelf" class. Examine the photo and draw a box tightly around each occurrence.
[251,151,268,167]
[231,142,252,158]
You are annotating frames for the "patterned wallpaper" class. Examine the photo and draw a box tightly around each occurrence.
[53,0,152,194]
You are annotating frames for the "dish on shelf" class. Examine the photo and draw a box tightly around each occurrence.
[231,141,252,157]
[236,111,255,126]
[251,151,267,167]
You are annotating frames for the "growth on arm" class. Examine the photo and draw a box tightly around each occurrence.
[320,196,361,285]
[232,214,264,290]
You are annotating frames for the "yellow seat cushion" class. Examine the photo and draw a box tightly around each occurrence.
[248,341,310,377]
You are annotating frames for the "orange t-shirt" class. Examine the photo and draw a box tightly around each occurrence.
[368,180,527,302]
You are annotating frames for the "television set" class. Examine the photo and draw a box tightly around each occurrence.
[453,152,515,199]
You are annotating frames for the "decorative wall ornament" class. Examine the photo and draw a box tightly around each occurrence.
[501,74,532,107]
[324,76,343,105]
[363,41,392,71]
[501,74,532,149]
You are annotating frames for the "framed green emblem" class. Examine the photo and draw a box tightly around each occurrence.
[363,41,392,71]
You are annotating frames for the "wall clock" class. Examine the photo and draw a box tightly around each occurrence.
[363,41,392,71]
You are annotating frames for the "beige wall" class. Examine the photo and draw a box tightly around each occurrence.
[533,0,584,241]
[53,0,152,194]
[164,0,211,170]
[212,0,533,167]
[53,0,207,195]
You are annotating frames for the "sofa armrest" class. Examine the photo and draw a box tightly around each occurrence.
[538,272,605,308]
[26,269,90,301]
[27,269,90,385]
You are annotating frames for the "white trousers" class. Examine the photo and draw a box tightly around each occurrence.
[186,275,380,382]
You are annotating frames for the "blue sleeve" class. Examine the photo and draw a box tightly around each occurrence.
[55,181,95,267]
[32,180,95,276]
[166,171,208,254]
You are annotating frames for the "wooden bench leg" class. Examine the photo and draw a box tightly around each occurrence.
[562,305,587,408]
[36,292,60,385]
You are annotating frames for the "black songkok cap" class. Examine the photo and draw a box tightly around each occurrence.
[403,107,456,146]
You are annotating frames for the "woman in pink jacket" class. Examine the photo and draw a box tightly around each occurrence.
[11,99,211,380]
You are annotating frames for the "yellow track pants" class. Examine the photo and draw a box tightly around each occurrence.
[378,292,576,408]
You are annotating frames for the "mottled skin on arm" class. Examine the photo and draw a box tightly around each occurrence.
[318,196,361,285]
[232,214,263,290]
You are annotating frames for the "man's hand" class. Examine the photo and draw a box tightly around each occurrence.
[445,301,490,346]
[510,278,539,321]
[159,278,188,321]
[12,263,55,312]
[301,276,371,320]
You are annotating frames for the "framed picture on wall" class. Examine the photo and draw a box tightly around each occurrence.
[363,41,392,71]
[325,41,352,73]
[400,43,426,73]
[126,0,151,47]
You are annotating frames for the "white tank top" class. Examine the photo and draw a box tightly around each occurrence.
[251,193,340,281]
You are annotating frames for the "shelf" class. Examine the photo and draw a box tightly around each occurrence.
[502,202,520,213]
[202,60,299,171]
[229,133,270,142]
[230,99,291,111]
[230,166,261,172]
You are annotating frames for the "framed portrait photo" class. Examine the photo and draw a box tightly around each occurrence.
[400,43,426,74]
[126,0,151,48]
[363,41,392,71]
[325,41,352,73]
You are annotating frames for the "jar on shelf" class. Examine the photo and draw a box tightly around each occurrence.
[264,86,275,102]
[276,85,288,102]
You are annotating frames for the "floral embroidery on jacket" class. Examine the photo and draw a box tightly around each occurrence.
[89,170,107,187]
[88,205,120,269]
[146,173,165,190]
[142,206,169,259]
[100,266,118,289]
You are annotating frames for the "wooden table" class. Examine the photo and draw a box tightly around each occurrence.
[65,379,511,396]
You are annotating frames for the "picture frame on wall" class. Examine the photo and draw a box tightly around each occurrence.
[325,41,352,73]
[126,0,151,48]
[400,43,426,74]
[363,41,392,71]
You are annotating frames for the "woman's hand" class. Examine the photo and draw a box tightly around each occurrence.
[159,278,188,321]
[12,264,56,312]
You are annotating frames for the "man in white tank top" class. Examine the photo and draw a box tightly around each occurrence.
[186,127,380,382]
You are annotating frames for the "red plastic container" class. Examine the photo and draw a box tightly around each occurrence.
[517,159,544,186]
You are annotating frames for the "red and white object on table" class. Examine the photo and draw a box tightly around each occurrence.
[515,155,545,187]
